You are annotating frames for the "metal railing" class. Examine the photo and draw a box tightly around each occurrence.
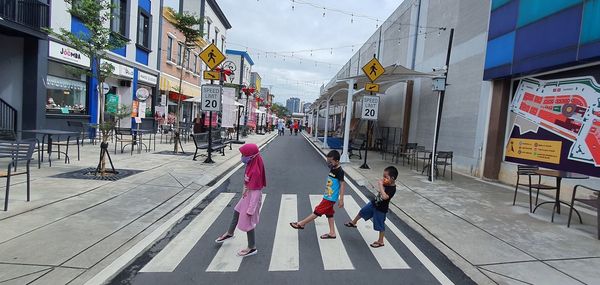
[0,98,18,139]
[0,0,49,31]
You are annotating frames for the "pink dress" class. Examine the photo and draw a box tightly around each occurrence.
[234,172,263,232]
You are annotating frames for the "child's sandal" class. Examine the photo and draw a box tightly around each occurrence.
[370,242,384,248]
[344,222,357,228]
[290,222,304,229]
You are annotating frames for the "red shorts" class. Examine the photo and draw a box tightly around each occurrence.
[313,199,335,218]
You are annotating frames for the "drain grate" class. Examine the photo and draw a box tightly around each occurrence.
[153,151,193,156]
[50,167,143,181]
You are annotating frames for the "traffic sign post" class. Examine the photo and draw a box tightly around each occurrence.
[362,56,385,82]
[203,70,220,81]
[201,84,222,164]
[365,83,380,93]
[360,95,380,169]
[199,43,225,70]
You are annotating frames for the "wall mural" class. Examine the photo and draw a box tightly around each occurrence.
[505,76,600,177]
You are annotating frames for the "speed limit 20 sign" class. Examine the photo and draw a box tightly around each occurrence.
[361,95,379,120]
[201,84,222,111]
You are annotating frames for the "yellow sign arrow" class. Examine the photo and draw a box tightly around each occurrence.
[362,57,385,82]
[365,83,380,93]
[203,70,220,81]
[199,43,225,70]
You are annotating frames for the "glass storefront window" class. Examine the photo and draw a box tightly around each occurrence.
[46,75,87,114]
[46,61,88,114]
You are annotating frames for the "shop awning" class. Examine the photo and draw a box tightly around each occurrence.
[160,74,201,97]
[169,91,192,102]
[318,64,436,105]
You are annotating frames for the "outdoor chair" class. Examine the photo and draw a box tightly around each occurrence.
[512,165,556,212]
[213,130,232,150]
[1,140,35,211]
[568,185,600,239]
[396,143,417,166]
[191,132,209,160]
[53,134,81,163]
[436,151,453,179]
[67,121,92,145]
[160,124,173,144]
[349,138,365,159]
[114,128,135,155]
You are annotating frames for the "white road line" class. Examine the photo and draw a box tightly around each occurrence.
[343,195,410,269]
[309,195,354,270]
[303,134,455,284]
[268,194,299,271]
[139,193,236,272]
[206,194,267,272]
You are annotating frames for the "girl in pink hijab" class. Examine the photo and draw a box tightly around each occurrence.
[215,143,266,257]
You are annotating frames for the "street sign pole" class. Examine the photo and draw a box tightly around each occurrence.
[360,119,371,169]
[205,78,216,164]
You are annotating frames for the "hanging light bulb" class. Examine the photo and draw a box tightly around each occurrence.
[376,20,379,28]
[330,48,333,55]
[351,45,354,52]
[323,8,326,17]
[292,0,295,11]
[310,50,313,56]
[351,14,354,23]
[438,29,441,36]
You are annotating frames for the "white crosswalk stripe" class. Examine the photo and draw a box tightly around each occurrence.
[206,194,267,272]
[268,194,300,271]
[309,195,355,270]
[140,193,236,273]
[342,196,410,269]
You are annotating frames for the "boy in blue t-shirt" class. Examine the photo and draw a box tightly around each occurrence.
[290,150,345,239]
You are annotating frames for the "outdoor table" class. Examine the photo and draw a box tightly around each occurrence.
[22,129,79,168]
[131,129,153,154]
[532,169,589,222]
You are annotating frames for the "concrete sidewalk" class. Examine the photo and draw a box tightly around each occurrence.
[0,132,276,285]
[307,134,600,285]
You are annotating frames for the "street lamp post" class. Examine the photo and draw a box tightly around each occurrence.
[232,104,245,144]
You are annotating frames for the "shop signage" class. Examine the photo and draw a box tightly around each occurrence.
[136,88,150,101]
[361,95,379,120]
[505,76,600,177]
[101,60,134,79]
[106,93,119,113]
[138,102,147,118]
[101,83,110,95]
[49,41,90,68]
[131,101,139,117]
[201,84,222,112]
[138,71,158,84]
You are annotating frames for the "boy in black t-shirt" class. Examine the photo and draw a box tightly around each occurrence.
[344,166,398,248]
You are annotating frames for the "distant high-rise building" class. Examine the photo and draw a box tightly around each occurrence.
[286,97,301,113]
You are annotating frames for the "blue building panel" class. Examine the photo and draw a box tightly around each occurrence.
[579,41,600,61]
[484,32,515,69]
[513,5,582,61]
[136,48,149,65]
[112,46,126,57]
[139,0,151,13]
[488,0,518,40]
[580,0,600,44]
[517,0,582,28]
[491,0,512,10]
[71,16,90,39]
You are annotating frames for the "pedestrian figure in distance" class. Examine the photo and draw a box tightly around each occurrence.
[290,150,345,239]
[293,120,299,135]
[344,166,398,248]
[288,119,293,135]
[215,144,267,257]
[277,119,285,136]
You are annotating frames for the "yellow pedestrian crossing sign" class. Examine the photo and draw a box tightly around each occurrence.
[362,57,385,82]
[365,83,380,93]
[203,70,220,80]
[200,43,225,70]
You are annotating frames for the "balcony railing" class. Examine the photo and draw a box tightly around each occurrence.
[0,0,49,31]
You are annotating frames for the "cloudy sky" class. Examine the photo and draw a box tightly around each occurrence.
[165,0,401,104]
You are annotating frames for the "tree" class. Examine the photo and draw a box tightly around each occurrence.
[170,9,203,153]
[270,103,290,118]
[46,0,127,174]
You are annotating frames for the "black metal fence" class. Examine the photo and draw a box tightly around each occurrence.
[0,0,49,31]
[0,98,17,139]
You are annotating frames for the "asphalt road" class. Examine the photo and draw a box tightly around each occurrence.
[111,133,475,285]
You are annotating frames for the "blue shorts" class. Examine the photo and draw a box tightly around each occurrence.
[359,202,386,232]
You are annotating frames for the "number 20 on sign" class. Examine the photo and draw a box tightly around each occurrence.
[201,85,222,112]
[361,95,379,120]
